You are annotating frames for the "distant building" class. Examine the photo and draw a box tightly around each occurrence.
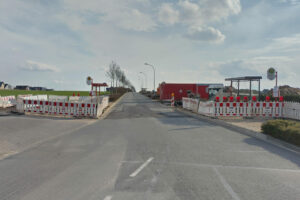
[0,82,5,90]
[15,85,30,90]
[30,87,47,91]
[4,84,13,90]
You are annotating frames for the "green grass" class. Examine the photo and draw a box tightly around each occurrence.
[261,119,300,146]
[0,90,109,97]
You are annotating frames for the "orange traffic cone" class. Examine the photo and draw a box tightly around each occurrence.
[77,92,80,96]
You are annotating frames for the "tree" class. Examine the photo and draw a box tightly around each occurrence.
[106,61,117,87]
[105,60,135,93]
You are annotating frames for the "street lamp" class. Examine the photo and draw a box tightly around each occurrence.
[139,72,147,90]
[138,75,144,91]
[144,62,156,92]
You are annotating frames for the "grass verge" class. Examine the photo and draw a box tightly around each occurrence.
[262,119,300,146]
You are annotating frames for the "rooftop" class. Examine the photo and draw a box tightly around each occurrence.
[225,76,262,82]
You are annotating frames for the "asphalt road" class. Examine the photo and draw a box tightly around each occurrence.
[0,92,299,200]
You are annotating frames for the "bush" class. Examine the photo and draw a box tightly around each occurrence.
[261,120,300,146]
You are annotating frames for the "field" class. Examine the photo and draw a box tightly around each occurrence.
[0,90,109,97]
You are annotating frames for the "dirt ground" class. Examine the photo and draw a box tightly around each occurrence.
[220,117,268,133]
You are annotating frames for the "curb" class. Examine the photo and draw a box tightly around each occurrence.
[175,108,300,155]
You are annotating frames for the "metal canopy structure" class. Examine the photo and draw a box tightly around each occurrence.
[225,76,262,99]
[91,82,108,96]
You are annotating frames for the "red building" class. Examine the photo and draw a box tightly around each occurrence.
[159,83,223,102]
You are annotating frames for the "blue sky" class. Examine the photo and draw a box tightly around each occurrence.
[1,0,300,91]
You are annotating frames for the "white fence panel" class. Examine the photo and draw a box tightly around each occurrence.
[283,102,300,120]
[49,95,68,101]
[0,96,16,108]
[198,101,215,116]
[183,97,288,119]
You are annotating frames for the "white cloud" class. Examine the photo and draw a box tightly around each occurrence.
[250,33,300,54]
[21,60,60,72]
[185,26,225,43]
[114,9,156,32]
[61,0,156,32]
[177,0,241,26]
[158,3,179,25]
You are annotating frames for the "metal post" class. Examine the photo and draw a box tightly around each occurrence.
[140,72,147,90]
[145,63,156,92]
[230,80,233,96]
[237,80,240,96]
[258,79,261,100]
[249,80,252,100]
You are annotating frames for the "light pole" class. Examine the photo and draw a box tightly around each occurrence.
[139,72,147,90]
[144,62,156,92]
[138,75,143,91]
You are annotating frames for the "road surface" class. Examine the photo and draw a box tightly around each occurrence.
[0,92,299,200]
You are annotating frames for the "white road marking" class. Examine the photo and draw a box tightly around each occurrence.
[103,195,112,200]
[122,160,300,173]
[129,157,154,177]
[213,167,241,200]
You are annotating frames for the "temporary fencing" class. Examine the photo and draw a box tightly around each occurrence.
[17,96,109,118]
[214,101,284,117]
[283,102,300,120]
[182,97,199,112]
[48,95,68,101]
[0,96,16,108]
[182,97,293,119]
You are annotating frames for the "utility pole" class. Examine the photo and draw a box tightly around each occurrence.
[139,72,147,90]
[144,62,156,92]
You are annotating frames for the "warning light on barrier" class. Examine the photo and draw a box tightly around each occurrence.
[266,96,270,102]
[252,96,257,102]
[215,96,220,102]
[279,96,284,102]
[229,96,234,102]
[236,96,241,102]
[243,96,248,102]
[223,96,228,102]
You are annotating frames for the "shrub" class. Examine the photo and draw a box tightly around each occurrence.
[261,120,300,146]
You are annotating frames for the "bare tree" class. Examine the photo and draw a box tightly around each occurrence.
[106,61,117,87]
[105,60,135,93]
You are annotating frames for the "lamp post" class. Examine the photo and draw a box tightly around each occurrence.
[138,75,143,91]
[139,72,147,90]
[144,62,156,92]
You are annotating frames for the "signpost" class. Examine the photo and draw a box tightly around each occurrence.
[267,68,279,99]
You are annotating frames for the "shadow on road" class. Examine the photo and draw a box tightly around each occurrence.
[244,137,300,167]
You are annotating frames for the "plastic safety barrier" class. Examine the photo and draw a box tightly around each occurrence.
[17,96,110,118]
[182,97,286,118]
[48,95,68,101]
[182,97,199,112]
[0,96,16,108]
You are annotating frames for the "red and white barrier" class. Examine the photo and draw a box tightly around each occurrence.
[182,97,286,118]
[0,96,16,108]
[214,101,284,117]
[17,96,109,118]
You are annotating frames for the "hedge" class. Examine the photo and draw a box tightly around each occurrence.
[261,120,300,146]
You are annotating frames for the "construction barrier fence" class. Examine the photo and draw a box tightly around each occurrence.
[16,96,109,118]
[0,96,16,108]
[182,97,300,120]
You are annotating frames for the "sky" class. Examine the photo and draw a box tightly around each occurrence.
[1,0,300,91]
